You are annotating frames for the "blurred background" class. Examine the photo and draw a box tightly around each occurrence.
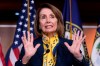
[0,0,100,25]
[0,0,99,57]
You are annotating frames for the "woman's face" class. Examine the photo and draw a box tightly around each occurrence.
[39,8,58,35]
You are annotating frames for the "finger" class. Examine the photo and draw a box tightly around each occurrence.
[77,35,86,50]
[22,32,27,44]
[30,33,34,43]
[72,33,78,47]
[35,44,41,50]
[23,32,27,40]
[72,34,75,40]
[64,42,71,50]
[72,35,78,48]
[21,37,24,44]
[73,31,77,40]
[27,31,31,42]
[81,35,86,42]
[79,31,83,40]
[21,36,27,46]
[76,31,80,40]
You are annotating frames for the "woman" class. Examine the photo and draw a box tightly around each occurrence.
[15,3,89,66]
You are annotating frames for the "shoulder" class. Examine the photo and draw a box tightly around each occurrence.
[57,37,73,53]
[34,37,42,41]
[59,37,73,46]
[33,37,43,45]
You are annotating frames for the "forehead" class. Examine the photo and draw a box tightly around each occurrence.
[39,8,54,15]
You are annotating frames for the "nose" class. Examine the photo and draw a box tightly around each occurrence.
[46,17,50,23]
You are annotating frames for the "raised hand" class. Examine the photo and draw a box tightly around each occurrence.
[64,31,86,61]
[21,31,40,64]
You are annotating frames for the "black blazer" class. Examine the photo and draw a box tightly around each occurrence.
[15,37,89,66]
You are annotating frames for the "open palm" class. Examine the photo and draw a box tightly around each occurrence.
[64,31,86,59]
[21,31,40,57]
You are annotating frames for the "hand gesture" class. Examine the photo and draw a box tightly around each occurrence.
[22,31,40,58]
[64,31,86,60]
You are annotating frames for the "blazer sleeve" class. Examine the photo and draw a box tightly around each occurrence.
[15,47,29,66]
[72,55,89,66]
[65,39,89,66]
[15,37,43,66]
[59,38,89,66]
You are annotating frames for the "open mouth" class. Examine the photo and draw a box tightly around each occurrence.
[45,25,53,29]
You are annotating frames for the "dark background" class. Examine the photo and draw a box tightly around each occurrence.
[0,0,100,25]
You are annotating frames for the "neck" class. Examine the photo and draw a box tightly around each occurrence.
[42,32,56,38]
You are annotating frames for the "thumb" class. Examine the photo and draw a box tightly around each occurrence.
[35,44,41,50]
[64,42,71,50]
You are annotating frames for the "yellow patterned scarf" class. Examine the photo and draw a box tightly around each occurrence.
[42,33,59,66]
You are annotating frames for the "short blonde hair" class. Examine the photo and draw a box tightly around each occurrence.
[34,3,64,37]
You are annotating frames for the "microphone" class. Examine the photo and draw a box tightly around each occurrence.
[44,49,50,55]
[43,44,50,55]
[46,49,50,53]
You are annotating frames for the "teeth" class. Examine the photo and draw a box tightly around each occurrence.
[46,25,52,28]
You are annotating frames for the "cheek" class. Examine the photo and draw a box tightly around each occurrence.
[39,23,45,31]
[55,23,58,29]
[53,22,57,30]
[39,21,45,28]
[54,20,58,28]
[39,19,46,27]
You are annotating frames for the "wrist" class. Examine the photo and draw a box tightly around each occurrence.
[22,55,31,64]
[76,55,83,61]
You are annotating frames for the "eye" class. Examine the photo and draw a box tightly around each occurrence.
[40,15,46,19]
[50,14,56,18]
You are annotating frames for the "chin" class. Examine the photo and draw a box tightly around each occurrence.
[43,29,56,33]
[45,31,56,33]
